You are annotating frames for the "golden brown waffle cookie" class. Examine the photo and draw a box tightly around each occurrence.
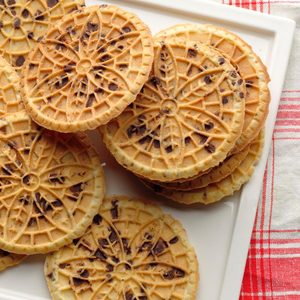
[156,144,250,191]
[143,130,264,205]
[156,24,270,153]
[0,56,24,114]
[0,249,26,271]
[101,39,245,182]
[45,195,198,300]
[0,0,84,70]
[0,111,105,254]
[21,4,154,132]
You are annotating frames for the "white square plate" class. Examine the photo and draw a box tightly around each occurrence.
[0,1,295,300]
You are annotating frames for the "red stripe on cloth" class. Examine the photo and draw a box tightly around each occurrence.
[274,128,300,133]
[275,120,300,126]
[251,238,300,244]
[253,229,300,233]
[276,111,300,119]
[278,104,300,110]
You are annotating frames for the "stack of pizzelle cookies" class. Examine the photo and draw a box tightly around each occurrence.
[0,2,200,299]
[101,23,270,205]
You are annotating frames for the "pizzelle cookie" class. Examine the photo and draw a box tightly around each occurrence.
[101,39,245,182]
[0,249,26,272]
[0,55,24,115]
[0,0,84,69]
[156,24,270,153]
[143,130,264,205]
[156,144,250,191]
[21,4,154,132]
[45,195,198,300]
[0,111,105,254]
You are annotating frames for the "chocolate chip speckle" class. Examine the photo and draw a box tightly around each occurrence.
[204,75,212,84]
[205,143,216,153]
[188,48,197,57]
[16,56,25,67]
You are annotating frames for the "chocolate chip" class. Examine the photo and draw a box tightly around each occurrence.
[222,96,228,105]
[237,79,243,85]
[122,26,131,33]
[204,121,214,131]
[139,241,153,252]
[59,263,68,269]
[239,92,245,98]
[92,214,102,225]
[80,270,89,278]
[184,136,191,145]
[7,0,15,5]
[110,201,118,219]
[152,238,167,255]
[153,140,160,148]
[22,175,30,185]
[55,76,68,89]
[119,63,127,69]
[230,71,237,78]
[163,269,175,280]
[125,291,134,300]
[2,164,13,175]
[106,264,113,272]
[127,125,137,138]
[138,124,146,135]
[47,0,58,7]
[138,135,151,145]
[150,76,160,87]
[175,268,185,277]
[108,83,118,91]
[100,54,111,62]
[188,48,197,57]
[28,218,36,226]
[16,56,25,67]
[205,143,216,153]
[169,236,179,244]
[246,80,253,87]
[218,57,225,65]
[0,0,4,6]
[70,183,83,194]
[73,277,87,286]
[118,45,124,50]
[122,238,131,255]
[86,94,95,107]
[73,238,80,245]
[52,199,63,207]
[13,18,21,29]
[94,249,107,261]
[22,9,29,18]
[47,272,54,280]
[139,296,147,300]
[204,75,212,84]
[34,10,44,21]
[0,22,3,29]
[27,32,34,39]
[64,64,74,73]
[165,145,173,153]
[109,227,118,243]
[49,173,65,184]
[0,250,9,257]
[29,63,35,69]
[111,256,119,263]
[196,133,208,144]
[98,238,108,248]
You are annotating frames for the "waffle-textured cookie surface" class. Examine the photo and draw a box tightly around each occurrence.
[21,5,154,132]
[0,111,105,254]
[0,56,24,114]
[0,0,84,70]
[144,130,264,205]
[156,144,250,191]
[157,24,270,153]
[0,249,26,271]
[45,195,198,300]
[102,39,245,182]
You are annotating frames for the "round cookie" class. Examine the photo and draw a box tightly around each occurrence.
[0,0,84,70]
[0,55,24,115]
[156,24,270,153]
[0,249,26,272]
[156,144,250,191]
[143,130,264,205]
[102,39,245,182]
[0,111,105,254]
[45,195,198,300]
[21,4,154,132]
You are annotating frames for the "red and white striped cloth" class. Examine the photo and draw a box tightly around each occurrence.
[217,0,300,298]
